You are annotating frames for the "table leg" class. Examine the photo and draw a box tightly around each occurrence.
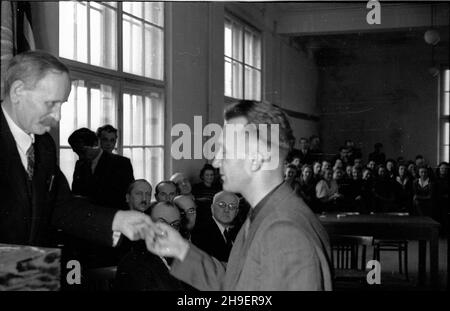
[429,230,439,290]
[418,240,426,287]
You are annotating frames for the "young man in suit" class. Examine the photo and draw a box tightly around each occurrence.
[0,51,152,253]
[144,100,332,290]
[69,127,134,211]
[191,191,239,262]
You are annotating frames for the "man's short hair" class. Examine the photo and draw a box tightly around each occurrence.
[4,50,69,97]
[155,181,177,195]
[96,124,118,138]
[68,128,98,148]
[127,179,152,195]
[224,100,295,156]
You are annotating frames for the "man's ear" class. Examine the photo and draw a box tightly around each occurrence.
[9,80,26,103]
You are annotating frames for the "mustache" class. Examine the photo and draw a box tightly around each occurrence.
[40,117,58,127]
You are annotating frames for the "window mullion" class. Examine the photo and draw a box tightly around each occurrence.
[87,2,91,65]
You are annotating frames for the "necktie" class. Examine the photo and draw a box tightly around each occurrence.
[224,228,233,247]
[26,143,35,180]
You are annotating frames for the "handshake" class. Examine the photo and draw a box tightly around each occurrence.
[112,210,190,261]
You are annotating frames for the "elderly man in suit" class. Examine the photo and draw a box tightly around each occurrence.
[0,51,152,252]
[144,100,332,290]
[191,191,239,262]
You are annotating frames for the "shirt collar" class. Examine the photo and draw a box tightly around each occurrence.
[419,178,430,187]
[212,216,227,234]
[2,105,34,153]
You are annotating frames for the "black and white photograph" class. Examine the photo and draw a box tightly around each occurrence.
[0,0,449,296]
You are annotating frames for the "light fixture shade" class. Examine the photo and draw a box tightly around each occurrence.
[424,29,440,45]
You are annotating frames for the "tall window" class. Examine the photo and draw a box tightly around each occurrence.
[439,68,449,163]
[59,1,165,188]
[224,15,261,101]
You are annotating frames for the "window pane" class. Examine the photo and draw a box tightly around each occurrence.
[244,67,261,101]
[444,92,449,116]
[245,30,253,66]
[90,85,116,131]
[123,15,143,76]
[146,147,164,189]
[123,1,142,18]
[444,122,449,146]
[145,92,164,145]
[76,2,88,63]
[224,20,232,57]
[232,22,243,62]
[60,148,79,188]
[90,3,117,69]
[445,70,449,92]
[59,1,75,59]
[253,33,261,69]
[232,61,243,99]
[130,147,145,180]
[224,58,232,97]
[144,25,164,80]
[132,95,144,145]
[144,2,164,26]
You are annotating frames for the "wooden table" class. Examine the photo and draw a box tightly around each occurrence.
[318,213,440,289]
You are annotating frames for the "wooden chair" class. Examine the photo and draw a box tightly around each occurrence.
[330,235,373,289]
[372,239,409,281]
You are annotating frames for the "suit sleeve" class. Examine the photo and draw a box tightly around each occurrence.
[170,243,227,291]
[51,165,117,246]
[259,220,329,290]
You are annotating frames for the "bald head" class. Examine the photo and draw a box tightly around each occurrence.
[173,195,197,231]
[170,172,192,195]
[150,201,181,232]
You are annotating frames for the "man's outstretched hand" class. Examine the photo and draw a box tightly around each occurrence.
[112,210,156,241]
[144,222,190,262]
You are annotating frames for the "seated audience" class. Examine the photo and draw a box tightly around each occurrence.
[346,166,365,212]
[316,168,342,212]
[362,168,375,213]
[170,172,193,197]
[192,164,222,201]
[173,195,197,240]
[191,191,240,262]
[114,202,194,291]
[412,166,434,217]
[155,181,177,203]
[96,124,118,154]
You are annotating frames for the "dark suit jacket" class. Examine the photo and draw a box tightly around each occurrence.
[72,151,134,210]
[170,183,333,290]
[0,108,116,247]
[191,218,238,262]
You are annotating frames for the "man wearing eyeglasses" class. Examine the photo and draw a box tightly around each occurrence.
[191,191,239,262]
[173,195,197,240]
[145,100,332,291]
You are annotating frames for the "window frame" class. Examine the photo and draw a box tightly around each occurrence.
[438,67,449,163]
[224,12,263,102]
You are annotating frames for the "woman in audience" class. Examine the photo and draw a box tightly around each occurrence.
[284,164,300,191]
[321,160,331,176]
[412,166,434,217]
[316,168,342,212]
[394,163,413,213]
[366,160,376,173]
[372,165,396,213]
[192,164,222,205]
[362,168,375,213]
[297,164,317,212]
[385,159,397,180]
[407,161,418,179]
[345,164,353,181]
[312,161,322,182]
[346,166,365,212]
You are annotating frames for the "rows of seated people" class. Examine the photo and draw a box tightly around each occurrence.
[284,138,449,232]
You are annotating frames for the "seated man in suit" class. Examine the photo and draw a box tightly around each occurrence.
[170,172,193,197]
[126,179,153,213]
[97,124,118,154]
[114,201,194,291]
[144,100,332,290]
[69,128,134,211]
[173,195,197,240]
[155,181,177,203]
[191,191,239,262]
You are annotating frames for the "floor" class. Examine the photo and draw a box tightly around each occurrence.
[334,237,449,291]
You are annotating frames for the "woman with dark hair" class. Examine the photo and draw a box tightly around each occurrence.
[412,166,434,217]
[385,159,397,180]
[297,164,317,212]
[316,168,341,212]
[394,163,413,213]
[312,161,322,183]
[407,161,418,179]
[372,165,396,213]
[192,164,222,202]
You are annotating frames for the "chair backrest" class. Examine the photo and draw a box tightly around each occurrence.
[330,235,373,270]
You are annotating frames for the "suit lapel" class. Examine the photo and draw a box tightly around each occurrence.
[226,183,291,289]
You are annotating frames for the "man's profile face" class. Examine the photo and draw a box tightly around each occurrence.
[156,183,177,202]
[211,192,239,227]
[151,203,181,232]
[175,176,192,195]
[127,181,152,212]
[99,131,117,153]
[14,71,70,135]
[174,196,197,231]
